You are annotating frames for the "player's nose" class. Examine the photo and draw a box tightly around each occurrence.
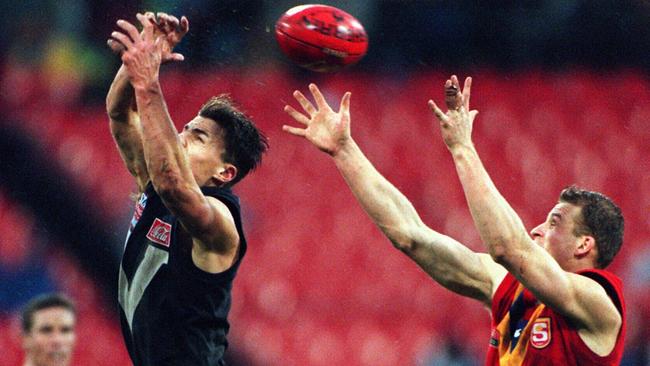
[530,223,545,239]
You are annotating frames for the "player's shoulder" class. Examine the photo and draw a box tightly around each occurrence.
[576,268,624,310]
[205,195,234,214]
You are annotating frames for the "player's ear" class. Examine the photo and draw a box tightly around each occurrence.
[213,164,237,186]
[575,235,596,257]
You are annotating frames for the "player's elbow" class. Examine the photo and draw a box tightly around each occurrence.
[106,96,124,120]
[485,233,525,265]
[384,223,420,253]
[211,233,240,255]
[152,172,186,201]
[390,235,415,252]
[488,243,509,264]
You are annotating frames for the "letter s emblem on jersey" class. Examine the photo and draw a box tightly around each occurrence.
[530,317,551,349]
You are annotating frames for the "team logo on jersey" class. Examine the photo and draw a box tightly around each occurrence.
[146,218,172,247]
[530,317,551,349]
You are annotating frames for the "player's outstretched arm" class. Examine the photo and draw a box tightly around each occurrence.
[430,76,621,353]
[107,12,188,193]
[106,64,149,192]
[283,84,506,306]
[112,14,239,271]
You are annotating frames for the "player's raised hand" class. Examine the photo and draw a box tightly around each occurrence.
[428,75,479,151]
[154,12,189,63]
[283,83,352,156]
[110,13,165,88]
[107,12,188,64]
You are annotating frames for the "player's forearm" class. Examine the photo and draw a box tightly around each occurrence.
[134,81,193,192]
[450,145,530,262]
[332,140,424,249]
[107,65,136,123]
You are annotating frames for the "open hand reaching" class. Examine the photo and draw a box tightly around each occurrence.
[283,84,352,157]
[428,75,479,151]
[108,12,188,64]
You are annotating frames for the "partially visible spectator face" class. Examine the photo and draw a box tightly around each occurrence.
[23,307,76,366]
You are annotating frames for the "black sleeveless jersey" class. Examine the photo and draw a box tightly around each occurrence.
[118,183,246,366]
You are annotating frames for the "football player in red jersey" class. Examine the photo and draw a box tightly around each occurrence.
[283,78,624,365]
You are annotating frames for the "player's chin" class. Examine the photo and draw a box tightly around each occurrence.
[47,351,71,364]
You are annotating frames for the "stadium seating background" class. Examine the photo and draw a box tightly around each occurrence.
[1,1,649,365]
[1,67,648,365]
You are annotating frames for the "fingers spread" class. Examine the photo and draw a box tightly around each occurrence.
[428,100,448,122]
[469,109,479,121]
[451,75,460,89]
[309,83,330,111]
[116,19,141,44]
[339,92,351,114]
[462,76,472,110]
[293,90,316,116]
[107,39,125,54]
[284,105,310,126]
[136,13,155,40]
[282,125,307,137]
[180,16,189,33]
[445,81,462,111]
[111,31,134,49]
[168,15,180,28]
[170,52,185,61]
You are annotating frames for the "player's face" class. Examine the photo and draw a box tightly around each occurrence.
[530,202,584,266]
[23,307,76,366]
[180,116,232,186]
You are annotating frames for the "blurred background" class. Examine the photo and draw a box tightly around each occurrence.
[1,0,649,365]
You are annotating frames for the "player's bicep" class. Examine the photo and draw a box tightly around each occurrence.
[110,115,149,191]
[562,273,621,331]
[509,246,620,332]
[408,228,506,306]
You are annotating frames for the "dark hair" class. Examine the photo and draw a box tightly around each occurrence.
[21,293,77,333]
[199,95,268,187]
[559,186,624,268]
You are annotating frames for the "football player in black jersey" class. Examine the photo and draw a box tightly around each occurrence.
[107,12,267,365]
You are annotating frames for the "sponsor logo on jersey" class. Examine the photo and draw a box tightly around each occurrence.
[130,193,148,230]
[146,218,172,247]
[489,328,500,348]
[134,195,146,221]
[530,317,551,349]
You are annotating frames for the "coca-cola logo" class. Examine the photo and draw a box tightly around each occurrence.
[146,218,172,247]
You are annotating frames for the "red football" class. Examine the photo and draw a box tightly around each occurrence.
[275,4,369,72]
